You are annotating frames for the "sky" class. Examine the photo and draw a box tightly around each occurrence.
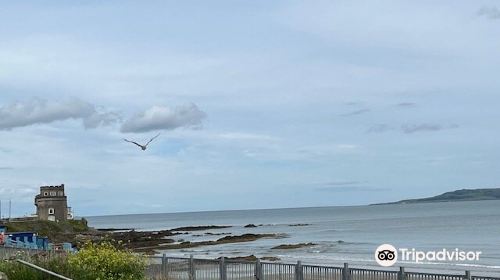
[1,0,500,217]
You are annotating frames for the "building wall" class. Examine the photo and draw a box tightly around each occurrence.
[35,185,68,222]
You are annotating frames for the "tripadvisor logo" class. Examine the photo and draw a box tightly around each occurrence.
[375,244,397,267]
[375,244,482,267]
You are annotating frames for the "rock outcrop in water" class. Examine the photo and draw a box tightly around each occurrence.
[244,224,258,228]
[271,243,316,250]
[133,233,284,254]
[170,225,232,231]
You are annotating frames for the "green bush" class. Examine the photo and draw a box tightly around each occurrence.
[0,260,45,279]
[0,243,146,280]
[0,256,69,280]
[67,242,146,280]
[67,218,89,233]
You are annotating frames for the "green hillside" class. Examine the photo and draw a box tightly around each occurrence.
[383,188,500,204]
[2,219,89,243]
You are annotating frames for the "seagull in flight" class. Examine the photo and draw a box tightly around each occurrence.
[123,133,161,151]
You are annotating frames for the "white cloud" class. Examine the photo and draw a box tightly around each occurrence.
[0,98,119,130]
[340,109,371,117]
[401,124,458,134]
[217,132,280,142]
[336,144,358,150]
[367,123,459,134]
[0,186,38,202]
[478,6,500,20]
[0,98,205,134]
[120,103,206,133]
[83,110,122,129]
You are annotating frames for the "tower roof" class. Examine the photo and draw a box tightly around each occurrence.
[40,184,65,190]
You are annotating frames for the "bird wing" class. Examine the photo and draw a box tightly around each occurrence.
[123,138,144,148]
[145,133,161,146]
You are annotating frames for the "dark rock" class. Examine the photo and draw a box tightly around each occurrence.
[217,233,275,243]
[271,243,317,250]
[170,225,232,232]
[261,256,281,261]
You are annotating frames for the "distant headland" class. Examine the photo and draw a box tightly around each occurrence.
[375,188,500,205]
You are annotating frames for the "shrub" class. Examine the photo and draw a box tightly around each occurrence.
[0,243,146,280]
[67,242,146,280]
[0,256,70,280]
[0,260,46,280]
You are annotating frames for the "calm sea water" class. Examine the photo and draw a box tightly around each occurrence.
[86,200,500,275]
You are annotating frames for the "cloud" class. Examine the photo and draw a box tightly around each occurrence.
[316,186,390,192]
[367,124,392,133]
[83,110,122,129]
[336,144,358,150]
[0,167,13,170]
[340,108,370,117]
[397,102,416,108]
[0,98,205,134]
[120,103,207,133]
[217,132,279,142]
[345,101,362,106]
[401,124,459,134]
[288,181,387,193]
[0,186,38,199]
[322,181,362,186]
[368,123,459,134]
[478,6,500,20]
[0,98,119,130]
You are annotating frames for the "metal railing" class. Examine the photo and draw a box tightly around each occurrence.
[3,247,498,280]
[0,246,66,261]
[0,247,72,279]
[145,255,500,280]
[16,259,73,280]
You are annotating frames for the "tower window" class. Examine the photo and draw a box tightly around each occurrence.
[58,191,63,196]
[48,208,55,215]
[44,192,48,196]
[50,191,56,196]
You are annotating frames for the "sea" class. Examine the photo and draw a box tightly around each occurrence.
[86,200,500,276]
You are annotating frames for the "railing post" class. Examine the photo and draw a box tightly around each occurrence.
[465,271,471,280]
[398,267,406,280]
[219,257,227,280]
[189,254,196,280]
[342,263,350,280]
[161,253,168,278]
[295,261,303,280]
[255,259,263,280]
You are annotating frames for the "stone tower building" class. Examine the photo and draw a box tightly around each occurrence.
[34,184,70,222]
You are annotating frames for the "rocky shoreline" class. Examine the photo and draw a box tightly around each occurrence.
[75,226,288,255]
[5,219,314,256]
[271,243,317,250]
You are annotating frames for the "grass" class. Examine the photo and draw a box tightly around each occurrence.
[0,256,72,280]
[0,242,146,280]
[3,219,89,243]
